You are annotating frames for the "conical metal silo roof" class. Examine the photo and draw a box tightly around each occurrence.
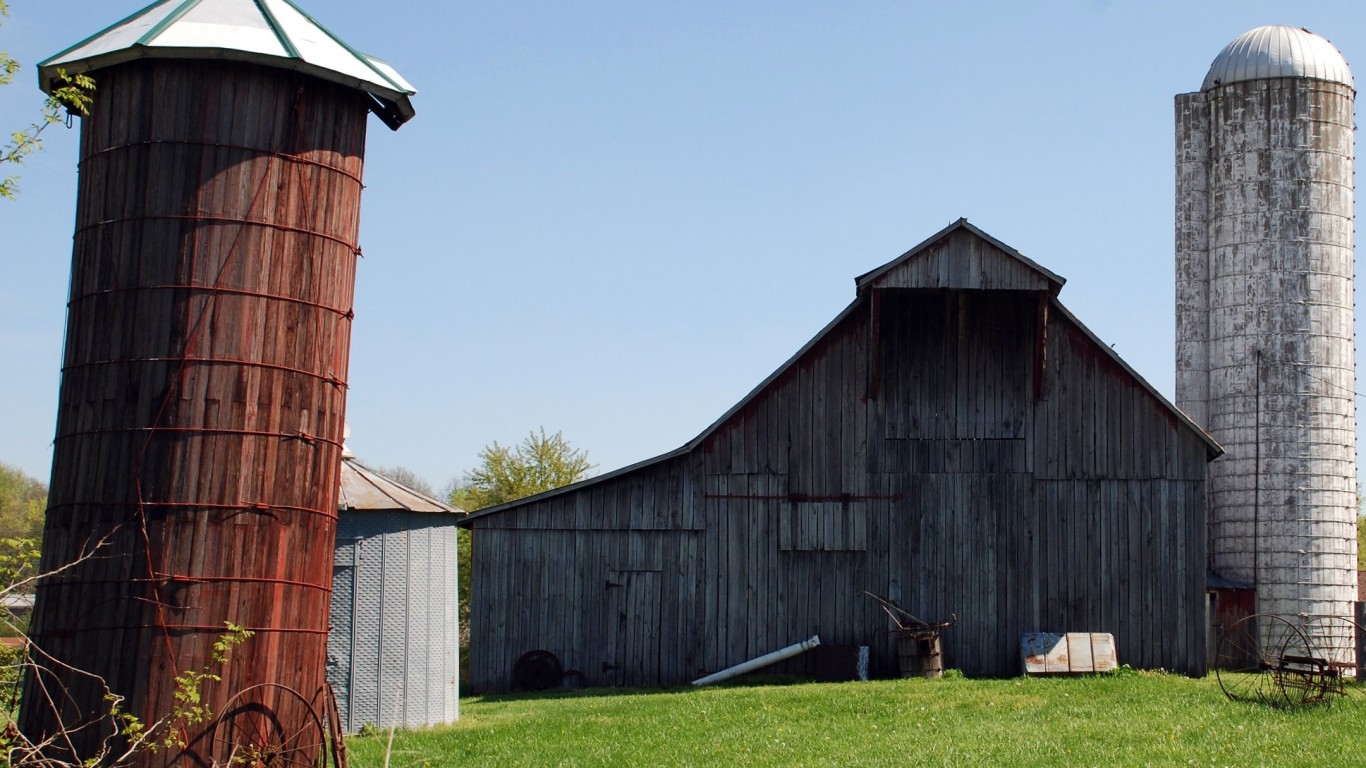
[1202,25,1353,91]
[339,459,465,516]
[38,0,416,128]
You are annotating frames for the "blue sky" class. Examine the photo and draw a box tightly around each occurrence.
[3,1,1366,492]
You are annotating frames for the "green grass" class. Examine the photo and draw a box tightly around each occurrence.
[343,672,1365,767]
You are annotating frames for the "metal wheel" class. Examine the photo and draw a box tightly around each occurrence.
[1299,615,1365,708]
[1272,619,1330,707]
[212,683,327,767]
[1215,614,1312,707]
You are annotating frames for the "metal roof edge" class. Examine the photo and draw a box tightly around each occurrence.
[682,296,866,454]
[854,218,1066,294]
[254,0,301,60]
[139,0,204,46]
[38,0,178,71]
[1047,297,1224,458]
[39,45,413,108]
[276,0,412,95]
[457,446,691,527]
[460,298,868,528]
[343,458,466,515]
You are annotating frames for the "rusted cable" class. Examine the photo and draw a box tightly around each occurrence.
[60,355,347,389]
[55,426,343,450]
[43,624,331,636]
[67,283,354,319]
[76,213,361,253]
[78,138,364,184]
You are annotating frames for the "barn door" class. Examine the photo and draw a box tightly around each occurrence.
[607,569,662,687]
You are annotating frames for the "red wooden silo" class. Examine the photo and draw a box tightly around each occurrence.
[22,2,414,765]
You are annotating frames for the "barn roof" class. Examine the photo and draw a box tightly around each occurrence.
[340,458,463,515]
[39,0,416,129]
[461,219,1222,525]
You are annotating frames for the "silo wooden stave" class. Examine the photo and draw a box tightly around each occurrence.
[23,59,368,766]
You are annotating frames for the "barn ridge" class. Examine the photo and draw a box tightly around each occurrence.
[461,218,1221,525]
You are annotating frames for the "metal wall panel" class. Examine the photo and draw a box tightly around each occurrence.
[328,511,460,732]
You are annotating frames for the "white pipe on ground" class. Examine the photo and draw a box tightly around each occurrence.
[691,635,821,686]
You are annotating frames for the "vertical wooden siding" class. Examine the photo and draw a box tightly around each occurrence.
[24,60,368,766]
[468,283,1209,691]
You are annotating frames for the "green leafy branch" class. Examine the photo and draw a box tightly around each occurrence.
[163,623,255,749]
[0,1,96,200]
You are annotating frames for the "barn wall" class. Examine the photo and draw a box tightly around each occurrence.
[468,456,704,690]
[468,275,1210,691]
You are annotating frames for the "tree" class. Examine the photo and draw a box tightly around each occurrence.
[366,464,435,497]
[0,461,46,545]
[1358,515,1364,571]
[450,428,594,511]
[1,1,95,199]
[446,429,592,689]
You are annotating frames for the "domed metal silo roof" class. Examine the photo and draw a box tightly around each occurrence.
[38,0,415,128]
[1202,25,1353,91]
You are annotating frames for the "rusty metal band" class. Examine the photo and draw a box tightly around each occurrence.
[75,214,361,254]
[45,624,331,636]
[151,574,332,592]
[60,355,348,389]
[53,426,343,449]
[46,500,338,521]
[79,138,365,185]
[67,283,355,318]
[702,493,903,502]
[157,624,330,635]
[137,501,338,521]
[37,576,332,593]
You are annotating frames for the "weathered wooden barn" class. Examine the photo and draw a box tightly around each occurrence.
[461,220,1221,692]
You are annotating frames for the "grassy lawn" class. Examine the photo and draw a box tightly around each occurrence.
[343,672,1364,767]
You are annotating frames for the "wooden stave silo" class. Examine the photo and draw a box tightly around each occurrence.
[22,54,381,767]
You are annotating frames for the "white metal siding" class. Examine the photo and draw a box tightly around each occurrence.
[327,512,460,732]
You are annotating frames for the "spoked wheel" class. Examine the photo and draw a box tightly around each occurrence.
[1300,615,1365,709]
[1215,614,1314,707]
[1273,619,1331,707]
[212,683,328,767]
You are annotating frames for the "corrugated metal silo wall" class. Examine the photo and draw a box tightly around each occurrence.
[21,60,368,767]
[328,512,460,733]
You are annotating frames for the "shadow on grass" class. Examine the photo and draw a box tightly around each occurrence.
[466,671,976,705]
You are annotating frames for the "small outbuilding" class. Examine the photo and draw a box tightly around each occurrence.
[461,220,1223,692]
[327,457,463,732]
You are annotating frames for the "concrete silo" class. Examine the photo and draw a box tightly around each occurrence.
[1176,26,1357,664]
[21,1,413,765]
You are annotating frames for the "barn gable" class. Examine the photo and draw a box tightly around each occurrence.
[463,221,1220,692]
[855,218,1064,294]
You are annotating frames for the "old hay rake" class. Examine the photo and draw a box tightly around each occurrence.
[1214,613,1364,709]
